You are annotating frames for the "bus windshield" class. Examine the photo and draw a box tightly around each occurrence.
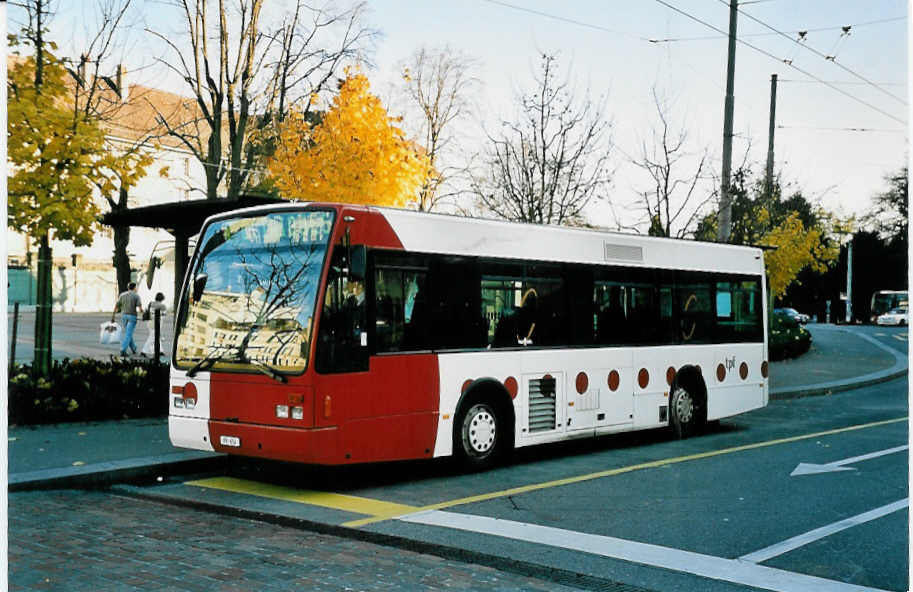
[174,209,335,375]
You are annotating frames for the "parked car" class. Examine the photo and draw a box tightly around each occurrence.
[774,307,809,324]
[876,307,908,326]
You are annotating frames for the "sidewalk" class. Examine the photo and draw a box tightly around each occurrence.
[769,324,907,398]
[8,324,907,491]
[8,418,223,491]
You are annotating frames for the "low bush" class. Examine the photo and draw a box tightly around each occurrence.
[769,312,812,361]
[8,357,169,426]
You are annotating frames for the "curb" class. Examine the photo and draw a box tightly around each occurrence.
[770,328,907,400]
[110,484,658,592]
[770,367,908,400]
[9,451,226,492]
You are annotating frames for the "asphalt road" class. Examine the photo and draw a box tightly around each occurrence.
[8,311,174,363]
[7,314,909,591]
[108,373,908,592]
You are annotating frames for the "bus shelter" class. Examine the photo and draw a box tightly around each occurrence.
[100,195,285,309]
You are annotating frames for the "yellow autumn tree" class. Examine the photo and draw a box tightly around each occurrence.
[760,210,841,298]
[268,71,435,207]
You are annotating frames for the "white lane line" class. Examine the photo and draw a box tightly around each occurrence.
[739,498,908,564]
[834,445,910,467]
[398,510,890,592]
[791,445,909,476]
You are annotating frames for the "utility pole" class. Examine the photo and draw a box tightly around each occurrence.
[717,0,738,242]
[764,73,778,200]
[845,239,854,323]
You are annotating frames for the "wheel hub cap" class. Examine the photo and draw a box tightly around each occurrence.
[675,391,693,423]
[469,410,496,453]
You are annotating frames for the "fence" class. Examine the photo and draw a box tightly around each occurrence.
[8,265,119,312]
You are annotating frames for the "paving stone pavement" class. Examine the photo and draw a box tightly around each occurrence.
[9,490,584,592]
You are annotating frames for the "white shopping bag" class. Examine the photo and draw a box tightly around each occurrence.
[99,321,122,345]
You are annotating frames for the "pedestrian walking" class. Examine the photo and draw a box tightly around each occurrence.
[141,292,167,357]
[112,282,143,356]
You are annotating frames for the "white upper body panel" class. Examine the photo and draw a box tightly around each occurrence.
[379,208,765,277]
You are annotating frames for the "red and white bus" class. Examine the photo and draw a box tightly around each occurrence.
[169,202,769,470]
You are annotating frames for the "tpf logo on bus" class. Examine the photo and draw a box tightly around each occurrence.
[724,356,737,371]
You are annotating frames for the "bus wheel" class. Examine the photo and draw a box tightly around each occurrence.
[456,401,503,471]
[670,385,697,439]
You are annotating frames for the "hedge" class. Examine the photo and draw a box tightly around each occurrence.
[8,357,169,426]
[769,312,812,361]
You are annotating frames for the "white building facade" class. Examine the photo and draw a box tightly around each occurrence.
[8,80,210,312]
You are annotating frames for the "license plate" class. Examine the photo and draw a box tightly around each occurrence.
[219,435,241,447]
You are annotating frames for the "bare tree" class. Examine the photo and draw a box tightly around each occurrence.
[399,45,479,211]
[148,0,376,201]
[627,89,715,239]
[472,52,612,226]
[65,0,161,293]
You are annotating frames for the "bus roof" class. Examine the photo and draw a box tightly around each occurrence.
[202,201,766,277]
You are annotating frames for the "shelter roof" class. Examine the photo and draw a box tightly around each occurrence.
[100,195,286,237]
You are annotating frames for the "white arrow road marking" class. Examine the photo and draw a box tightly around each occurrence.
[740,498,908,564]
[790,445,908,476]
[398,510,892,592]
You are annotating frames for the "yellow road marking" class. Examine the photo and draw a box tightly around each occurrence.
[343,416,908,527]
[186,418,907,528]
[186,476,419,518]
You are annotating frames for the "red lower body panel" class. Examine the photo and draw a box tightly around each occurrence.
[209,421,340,464]
[207,410,439,465]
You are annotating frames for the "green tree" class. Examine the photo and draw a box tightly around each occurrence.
[695,167,846,301]
[7,1,121,374]
[864,167,907,244]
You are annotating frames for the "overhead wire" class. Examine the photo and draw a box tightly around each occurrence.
[649,16,905,42]
[479,0,765,118]
[721,1,906,106]
[653,0,906,126]
[777,125,905,134]
[779,79,905,87]
[480,0,650,41]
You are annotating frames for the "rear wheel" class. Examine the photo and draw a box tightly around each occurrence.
[670,384,699,439]
[455,401,506,471]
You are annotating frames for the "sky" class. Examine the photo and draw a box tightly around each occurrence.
[16,0,908,233]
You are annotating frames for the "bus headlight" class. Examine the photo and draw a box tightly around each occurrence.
[291,406,304,420]
[276,404,289,419]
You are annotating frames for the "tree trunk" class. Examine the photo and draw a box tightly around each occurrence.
[113,225,131,294]
[111,186,131,293]
[34,233,53,376]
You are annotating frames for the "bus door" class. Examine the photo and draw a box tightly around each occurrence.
[313,245,439,462]
[314,244,369,428]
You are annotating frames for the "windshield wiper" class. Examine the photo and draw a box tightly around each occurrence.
[186,345,240,377]
[248,359,288,384]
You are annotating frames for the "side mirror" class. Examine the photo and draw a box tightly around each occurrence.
[350,245,366,281]
[145,256,160,290]
[192,273,208,303]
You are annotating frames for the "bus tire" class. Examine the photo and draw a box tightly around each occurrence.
[670,366,707,439]
[454,400,507,471]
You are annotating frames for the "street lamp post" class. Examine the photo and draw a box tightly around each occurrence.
[845,238,853,324]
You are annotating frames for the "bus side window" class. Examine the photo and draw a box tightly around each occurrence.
[429,256,484,350]
[675,279,713,343]
[315,246,368,373]
[715,279,762,342]
[375,267,428,352]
